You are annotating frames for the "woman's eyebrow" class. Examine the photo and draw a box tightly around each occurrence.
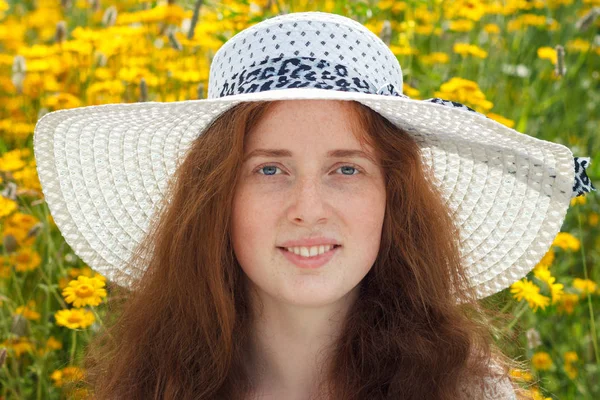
[243,149,375,163]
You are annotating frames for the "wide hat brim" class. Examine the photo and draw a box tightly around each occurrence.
[33,87,575,300]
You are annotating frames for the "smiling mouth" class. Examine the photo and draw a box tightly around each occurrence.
[277,245,342,256]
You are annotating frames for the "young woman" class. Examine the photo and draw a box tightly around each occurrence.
[33,11,594,400]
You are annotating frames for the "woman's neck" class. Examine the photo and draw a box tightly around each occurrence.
[245,285,360,398]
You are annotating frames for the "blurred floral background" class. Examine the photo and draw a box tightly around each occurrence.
[0,0,599,399]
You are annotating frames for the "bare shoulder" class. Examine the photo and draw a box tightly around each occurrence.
[457,370,517,400]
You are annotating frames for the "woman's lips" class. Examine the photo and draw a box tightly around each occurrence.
[277,245,341,269]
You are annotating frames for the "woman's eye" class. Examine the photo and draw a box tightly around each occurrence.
[255,165,361,176]
[336,165,360,175]
[257,165,281,176]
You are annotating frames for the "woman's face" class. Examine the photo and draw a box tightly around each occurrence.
[231,100,386,307]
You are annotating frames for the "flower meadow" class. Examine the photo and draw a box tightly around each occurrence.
[0,0,599,399]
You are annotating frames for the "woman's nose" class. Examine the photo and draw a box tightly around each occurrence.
[287,176,328,225]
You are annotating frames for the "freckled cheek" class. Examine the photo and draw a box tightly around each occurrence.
[344,189,386,239]
[231,189,283,245]
[353,199,385,228]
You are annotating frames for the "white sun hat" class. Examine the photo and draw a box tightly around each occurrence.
[33,11,595,300]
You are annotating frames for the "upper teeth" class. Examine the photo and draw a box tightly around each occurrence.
[285,245,336,257]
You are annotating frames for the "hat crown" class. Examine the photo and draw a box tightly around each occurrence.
[207,12,404,99]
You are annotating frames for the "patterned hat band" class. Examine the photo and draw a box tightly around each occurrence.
[218,55,408,99]
[217,54,595,199]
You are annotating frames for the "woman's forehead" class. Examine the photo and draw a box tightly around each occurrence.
[245,100,368,149]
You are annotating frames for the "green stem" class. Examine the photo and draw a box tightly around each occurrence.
[70,329,77,365]
[577,207,600,367]
[36,362,42,400]
[90,307,115,342]
[504,301,529,333]
[10,350,25,398]
[500,298,513,314]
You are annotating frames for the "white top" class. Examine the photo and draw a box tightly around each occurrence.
[458,372,517,399]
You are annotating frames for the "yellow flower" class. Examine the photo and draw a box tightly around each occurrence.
[484,23,500,34]
[0,257,11,279]
[522,14,551,27]
[563,350,579,379]
[1,337,34,357]
[12,166,42,192]
[377,0,394,10]
[390,2,408,13]
[171,69,203,84]
[413,24,433,35]
[0,195,18,218]
[573,278,597,297]
[589,212,599,226]
[117,66,152,83]
[2,211,40,247]
[552,232,580,251]
[403,83,420,98]
[4,211,40,231]
[509,368,534,382]
[533,264,550,279]
[486,112,515,128]
[94,67,114,81]
[529,386,553,400]
[14,300,41,321]
[9,247,42,272]
[2,121,36,142]
[548,280,564,304]
[58,276,70,291]
[532,351,553,370]
[68,265,98,278]
[0,148,27,171]
[370,1,407,13]
[547,0,575,8]
[449,19,474,32]
[444,0,488,21]
[0,0,8,19]
[125,3,189,25]
[510,278,550,311]
[537,47,557,64]
[453,43,488,58]
[36,335,63,356]
[564,351,578,363]
[69,387,91,400]
[538,249,555,268]
[570,196,587,206]
[55,308,96,330]
[566,38,591,53]
[86,80,126,103]
[42,92,83,111]
[434,77,493,112]
[62,275,107,308]
[533,265,563,304]
[420,52,449,65]
[46,336,63,350]
[389,44,419,56]
[439,77,477,92]
[50,366,85,388]
[556,293,579,314]
[564,362,578,379]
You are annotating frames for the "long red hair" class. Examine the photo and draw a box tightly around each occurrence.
[81,99,536,399]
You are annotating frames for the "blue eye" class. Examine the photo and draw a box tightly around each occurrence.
[337,166,359,175]
[255,165,361,176]
[258,165,280,176]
